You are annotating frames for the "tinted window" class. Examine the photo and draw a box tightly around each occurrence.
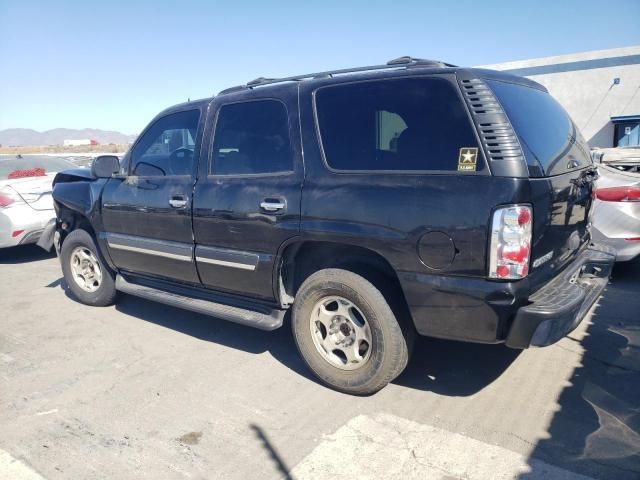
[315,77,481,172]
[211,100,292,175]
[487,80,591,176]
[131,110,200,176]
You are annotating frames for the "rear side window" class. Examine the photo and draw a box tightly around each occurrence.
[487,80,591,176]
[315,77,482,172]
[211,100,293,175]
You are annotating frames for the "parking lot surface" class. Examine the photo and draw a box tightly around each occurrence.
[1,245,639,480]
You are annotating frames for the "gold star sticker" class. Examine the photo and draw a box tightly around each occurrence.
[462,150,475,163]
[458,147,478,171]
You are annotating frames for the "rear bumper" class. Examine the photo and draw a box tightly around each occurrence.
[591,225,640,262]
[505,244,616,348]
[398,243,615,347]
[0,207,54,248]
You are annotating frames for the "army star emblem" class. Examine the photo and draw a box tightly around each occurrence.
[457,147,478,171]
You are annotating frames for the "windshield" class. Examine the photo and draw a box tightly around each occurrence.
[0,155,76,180]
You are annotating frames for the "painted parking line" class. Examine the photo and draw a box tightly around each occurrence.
[291,413,594,480]
[0,449,45,480]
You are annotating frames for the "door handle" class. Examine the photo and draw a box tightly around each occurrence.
[169,195,188,208]
[260,200,286,212]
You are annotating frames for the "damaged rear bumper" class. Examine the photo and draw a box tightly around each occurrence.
[36,219,60,255]
[506,244,616,349]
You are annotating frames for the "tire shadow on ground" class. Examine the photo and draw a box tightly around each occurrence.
[46,274,524,398]
[0,244,55,264]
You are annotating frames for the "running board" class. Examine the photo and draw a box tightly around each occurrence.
[115,275,285,331]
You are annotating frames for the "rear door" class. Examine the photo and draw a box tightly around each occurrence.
[487,80,596,285]
[101,108,202,283]
[192,88,302,300]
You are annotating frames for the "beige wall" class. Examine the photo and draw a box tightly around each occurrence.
[481,46,640,147]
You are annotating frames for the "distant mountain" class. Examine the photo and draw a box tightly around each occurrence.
[0,128,137,146]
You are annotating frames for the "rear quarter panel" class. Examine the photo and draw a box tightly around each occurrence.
[299,171,530,277]
[298,80,531,279]
[298,82,536,342]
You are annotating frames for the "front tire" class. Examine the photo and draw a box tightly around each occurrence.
[60,229,117,306]
[292,269,411,395]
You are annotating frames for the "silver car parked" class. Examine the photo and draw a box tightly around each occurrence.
[0,155,76,248]
[591,147,640,262]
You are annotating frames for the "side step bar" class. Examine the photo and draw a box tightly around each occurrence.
[115,275,286,331]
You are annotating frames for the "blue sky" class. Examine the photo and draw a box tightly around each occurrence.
[1,0,639,134]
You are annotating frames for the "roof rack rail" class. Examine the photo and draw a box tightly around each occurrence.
[247,76,277,87]
[217,56,456,95]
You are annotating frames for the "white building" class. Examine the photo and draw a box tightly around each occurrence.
[63,139,92,146]
[481,46,640,148]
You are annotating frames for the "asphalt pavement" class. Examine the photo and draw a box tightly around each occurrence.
[1,245,638,479]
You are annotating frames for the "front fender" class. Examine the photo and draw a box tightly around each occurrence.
[52,170,108,221]
[51,176,114,270]
[53,181,94,215]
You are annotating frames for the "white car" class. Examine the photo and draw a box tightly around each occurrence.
[591,148,640,262]
[0,155,76,248]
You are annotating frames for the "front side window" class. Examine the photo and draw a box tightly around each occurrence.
[130,110,200,176]
[315,77,482,172]
[211,100,292,175]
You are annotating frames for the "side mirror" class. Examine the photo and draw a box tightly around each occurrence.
[91,155,120,178]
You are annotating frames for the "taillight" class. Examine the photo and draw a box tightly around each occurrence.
[0,194,14,208]
[0,187,25,208]
[489,205,533,280]
[593,185,640,202]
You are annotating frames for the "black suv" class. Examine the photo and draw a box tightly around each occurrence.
[44,57,615,394]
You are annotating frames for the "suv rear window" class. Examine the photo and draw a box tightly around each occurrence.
[315,77,482,172]
[487,80,591,177]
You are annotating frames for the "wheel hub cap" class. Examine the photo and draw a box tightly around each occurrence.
[309,296,372,371]
[70,246,102,293]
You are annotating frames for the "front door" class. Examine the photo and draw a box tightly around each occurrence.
[193,91,302,300]
[101,108,203,283]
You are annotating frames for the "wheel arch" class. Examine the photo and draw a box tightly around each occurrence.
[55,200,115,272]
[52,177,114,269]
[277,240,413,327]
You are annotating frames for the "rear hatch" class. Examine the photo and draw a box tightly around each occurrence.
[487,79,596,289]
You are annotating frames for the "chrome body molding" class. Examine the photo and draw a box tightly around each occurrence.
[108,242,192,261]
[104,233,261,270]
[104,233,193,262]
[195,256,256,271]
[195,245,259,271]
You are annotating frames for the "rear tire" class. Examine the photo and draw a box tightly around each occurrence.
[292,268,412,395]
[60,229,117,307]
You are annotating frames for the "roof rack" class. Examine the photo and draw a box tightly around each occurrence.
[217,56,456,95]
